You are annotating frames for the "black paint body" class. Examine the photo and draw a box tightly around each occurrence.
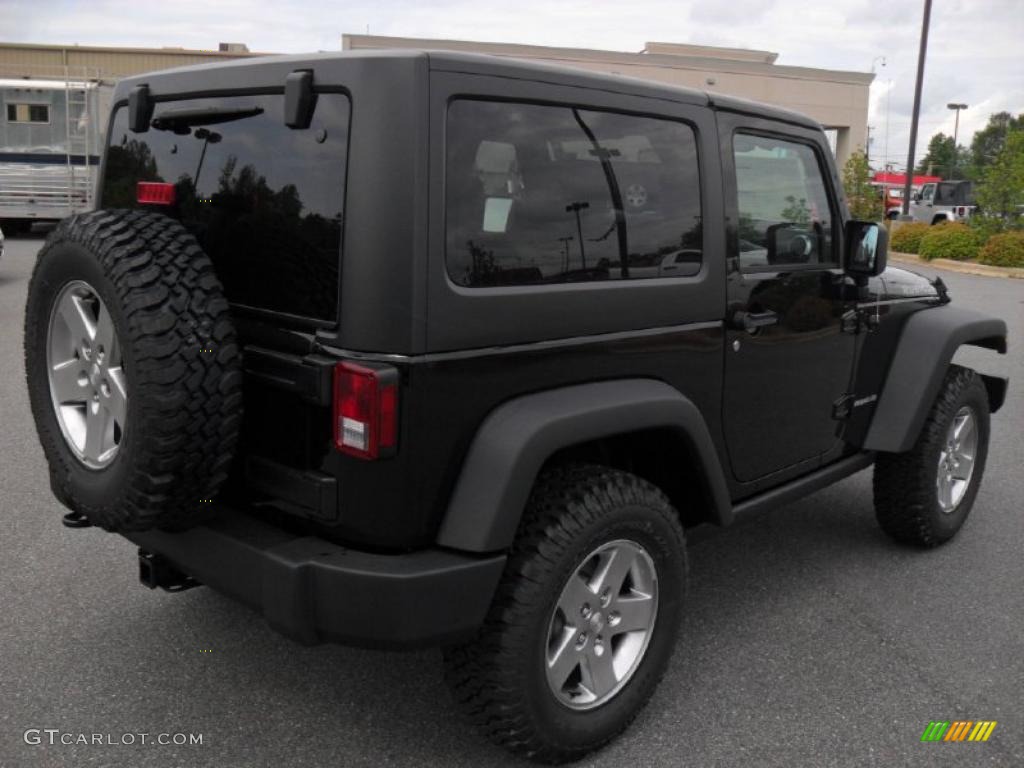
[100,52,949,553]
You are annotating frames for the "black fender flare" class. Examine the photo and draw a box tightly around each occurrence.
[863,305,1007,454]
[435,379,732,553]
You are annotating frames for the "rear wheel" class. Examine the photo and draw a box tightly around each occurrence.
[444,465,687,763]
[873,365,990,547]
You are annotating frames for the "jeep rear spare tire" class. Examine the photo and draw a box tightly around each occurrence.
[24,210,243,532]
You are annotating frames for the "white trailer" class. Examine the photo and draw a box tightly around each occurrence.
[0,75,112,230]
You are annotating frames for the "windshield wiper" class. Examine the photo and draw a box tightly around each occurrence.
[151,106,264,134]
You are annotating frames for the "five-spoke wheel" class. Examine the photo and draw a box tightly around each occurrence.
[46,280,127,468]
[936,406,977,513]
[444,465,687,763]
[546,539,658,709]
[875,365,990,547]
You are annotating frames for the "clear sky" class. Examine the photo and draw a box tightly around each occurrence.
[2,0,1021,170]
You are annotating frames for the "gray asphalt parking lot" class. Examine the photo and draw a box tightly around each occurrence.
[1,233,1021,768]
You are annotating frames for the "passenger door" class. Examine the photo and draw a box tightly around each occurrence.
[720,119,856,484]
[911,182,936,222]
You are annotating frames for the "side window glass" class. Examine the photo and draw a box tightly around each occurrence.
[445,100,702,287]
[6,103,50,123]
[733,133,835,270]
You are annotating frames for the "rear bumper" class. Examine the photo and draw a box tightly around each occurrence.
[125,512,506,649]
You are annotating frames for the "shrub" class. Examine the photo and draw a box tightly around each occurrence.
[918,222,983,261]
[977,231,1024,267]
[842,150,884,221]
[889,222,930,254]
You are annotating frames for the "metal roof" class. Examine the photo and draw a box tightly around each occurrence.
[0,78,98,90]
[115,49,821,130]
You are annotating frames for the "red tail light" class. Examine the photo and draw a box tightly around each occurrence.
[956,206,966,216]
[137,181,176,205]
[333,362,399,459]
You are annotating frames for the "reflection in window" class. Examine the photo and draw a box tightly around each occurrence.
[446,100,702,287]
[101,94,349,321]
[733,134,834,269]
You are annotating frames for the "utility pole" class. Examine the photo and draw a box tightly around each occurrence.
[902,0,933,218]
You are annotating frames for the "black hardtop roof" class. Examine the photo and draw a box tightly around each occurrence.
[114,49,821,131]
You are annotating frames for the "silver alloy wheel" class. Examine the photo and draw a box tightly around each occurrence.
[936,406,977,513]
[46,280,127,469]
[545,539,658,710]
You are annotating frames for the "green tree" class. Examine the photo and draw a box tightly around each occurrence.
[781,195,811,225]
[970,111,1024,171]
[842,149,883,221]
[977,130,1024,221]
[915,133,963,177]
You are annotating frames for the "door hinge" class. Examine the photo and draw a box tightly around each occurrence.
[832,393,855,421]
[833,392,879,421]
[840,310,859,334]
[841,308,881,334]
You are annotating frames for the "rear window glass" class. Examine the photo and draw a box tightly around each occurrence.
[935,181,975,205]
[445,100,702,287]
[102,93,349,322]
[934,183,958,205]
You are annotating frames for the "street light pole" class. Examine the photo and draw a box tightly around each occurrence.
[557,236,574,274]
[869,57,885,167]
[947,102,968,177]
[947,103,968,147]
[902,0,933,218]
[884,78,892,173]
[565,201,590,270]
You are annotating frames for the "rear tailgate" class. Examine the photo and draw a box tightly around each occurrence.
[101,91,351,524]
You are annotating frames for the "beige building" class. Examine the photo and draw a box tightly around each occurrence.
[1,37,872,165]
[0,41,259,82]
[343,34,873,165]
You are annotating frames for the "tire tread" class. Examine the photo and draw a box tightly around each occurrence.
[25,210,242,531]
[873,364,988,547]
[443,464,686,763]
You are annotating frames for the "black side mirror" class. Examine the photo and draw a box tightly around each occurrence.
[845,221,887,279]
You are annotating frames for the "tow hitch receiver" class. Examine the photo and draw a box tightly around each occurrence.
[138,550,202,592]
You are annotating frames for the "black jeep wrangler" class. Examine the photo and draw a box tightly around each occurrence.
[24,51,1008,763]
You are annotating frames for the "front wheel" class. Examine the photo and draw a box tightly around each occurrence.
[874,365,990,547]
[444,465,687,763]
